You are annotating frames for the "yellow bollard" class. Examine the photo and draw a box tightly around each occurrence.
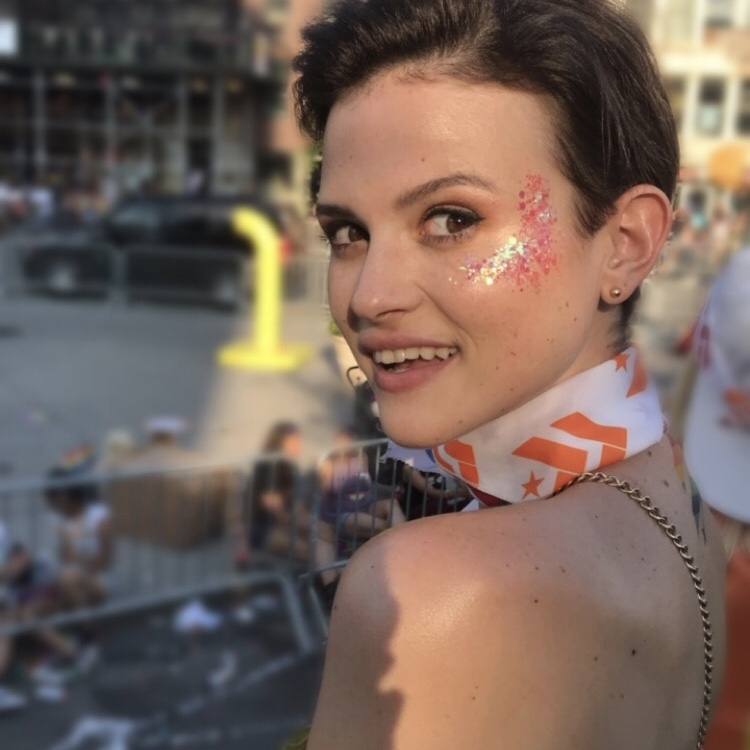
[217,207,312,371]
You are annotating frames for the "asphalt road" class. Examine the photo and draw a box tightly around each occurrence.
[0,288,352,479]
[2,592,324,750]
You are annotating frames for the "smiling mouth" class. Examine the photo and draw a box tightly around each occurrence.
[372,346,459,373]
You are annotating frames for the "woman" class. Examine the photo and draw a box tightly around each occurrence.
[230,423,337,585]
[45,447,114,609]
[292,1,727,748]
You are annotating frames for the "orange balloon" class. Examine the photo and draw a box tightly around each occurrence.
[709,143,750,190]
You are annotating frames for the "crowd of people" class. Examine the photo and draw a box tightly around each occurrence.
[227,422,472,609]
[0,445,112,712]
[0,413,465,716]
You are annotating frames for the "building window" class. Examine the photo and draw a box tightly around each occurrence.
[705,0,735,28]
[696,78,726,136]
[664,77,687,131]
[663,0,696,41]
[738,80,750,135]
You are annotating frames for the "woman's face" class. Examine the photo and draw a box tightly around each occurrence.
[281,431,303,459]
[319,71,617,448]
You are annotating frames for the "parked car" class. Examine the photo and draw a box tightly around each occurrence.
[19,197,297,308]
[13,211,109,296]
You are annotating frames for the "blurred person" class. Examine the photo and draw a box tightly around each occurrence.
[398,463,472,521]
[98,429,137,471]
[709,205,733,270]
[27,182,55,221]
[317,426,405,541]
[45,446,114,609]
[143,415,187,449]
[0,521,27,712]
[288,1,728,748]
[684,246,750,750]
[0,523,79,711]
[230,423,337,585]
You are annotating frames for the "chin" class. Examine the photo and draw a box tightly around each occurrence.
[378,409,464,449]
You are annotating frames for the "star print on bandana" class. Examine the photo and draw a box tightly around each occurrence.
[522,472,544,499]
[386,347,664,507]
[614,352,629,372]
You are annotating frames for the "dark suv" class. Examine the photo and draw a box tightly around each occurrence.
[19,197,295,308]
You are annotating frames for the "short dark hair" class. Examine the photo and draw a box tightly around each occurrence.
[262,421,300,454]
[293,0,679,344]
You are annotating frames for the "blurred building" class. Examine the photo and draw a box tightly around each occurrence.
[628,0,750,213]
[244,0,325,215]
[0,0,279,200]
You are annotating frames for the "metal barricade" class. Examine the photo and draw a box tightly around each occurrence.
[302,439,473,636]
[4,235,330,311]
[0,441,471,650]
[0,457,317,655]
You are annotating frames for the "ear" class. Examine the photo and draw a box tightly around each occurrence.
[599,185,672,305]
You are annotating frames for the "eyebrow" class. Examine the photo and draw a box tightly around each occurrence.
[315,203,364,223]
[394,173,497,209]
[316,172,498,223]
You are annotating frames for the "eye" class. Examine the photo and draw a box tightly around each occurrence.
[323,222,368,252]
[422,207,482,243]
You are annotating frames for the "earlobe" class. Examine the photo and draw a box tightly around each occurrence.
[601,185,672,304]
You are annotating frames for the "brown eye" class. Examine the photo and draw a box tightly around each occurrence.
[331,224,367,246]
[424,209,480,238]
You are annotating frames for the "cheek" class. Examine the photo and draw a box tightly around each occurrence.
[327,262,354,328]
[459,173,558,290]
[452,258,590,367]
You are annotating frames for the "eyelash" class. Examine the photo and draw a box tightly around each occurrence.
[321,206,483,253]
[421,206,483,245]
[318,222,366,259]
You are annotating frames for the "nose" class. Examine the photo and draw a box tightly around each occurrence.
[348,235,422,327]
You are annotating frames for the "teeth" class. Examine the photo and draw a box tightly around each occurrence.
[374,346,458,365]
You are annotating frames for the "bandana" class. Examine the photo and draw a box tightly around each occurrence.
[386,347,664,508]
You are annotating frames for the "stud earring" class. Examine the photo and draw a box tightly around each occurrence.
[610,288,623,299]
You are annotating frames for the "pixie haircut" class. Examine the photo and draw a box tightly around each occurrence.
[293,0,679,337]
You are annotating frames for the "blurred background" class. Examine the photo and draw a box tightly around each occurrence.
[0,1,746,748]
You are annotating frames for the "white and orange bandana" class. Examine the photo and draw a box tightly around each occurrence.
[387,347,664,508]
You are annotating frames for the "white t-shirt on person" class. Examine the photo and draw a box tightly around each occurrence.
[61,502,110,565]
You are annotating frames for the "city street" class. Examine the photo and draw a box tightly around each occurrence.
[0,285,352,480]
[0,257,715,750]
[0,287,343,749]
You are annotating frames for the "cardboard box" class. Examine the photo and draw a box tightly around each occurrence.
[103,446,242,550]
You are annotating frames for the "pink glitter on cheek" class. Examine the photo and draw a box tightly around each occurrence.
[460,174,558,288]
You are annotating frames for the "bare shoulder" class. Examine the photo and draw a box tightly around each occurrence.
[308,506,671,749]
